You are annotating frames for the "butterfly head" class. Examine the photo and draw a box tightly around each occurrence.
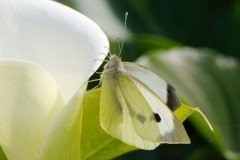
[103,55,125,73]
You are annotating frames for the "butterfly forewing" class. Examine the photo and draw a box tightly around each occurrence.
[100,74,123,137]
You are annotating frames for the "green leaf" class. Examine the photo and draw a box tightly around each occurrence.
[137,47,240,159]
[174,104,213,137]
[0,146,7,160]
[39,83,87,160]
[80,89,136,160]
[132,35,183,55]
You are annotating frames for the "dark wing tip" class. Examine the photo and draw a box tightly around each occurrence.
[166,84,181,111]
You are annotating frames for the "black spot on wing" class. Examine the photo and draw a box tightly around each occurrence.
[154,113,161,123]
[166,84,181,111]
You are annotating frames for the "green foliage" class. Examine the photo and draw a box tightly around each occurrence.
[107,0,240,58]
[0,147,7,160]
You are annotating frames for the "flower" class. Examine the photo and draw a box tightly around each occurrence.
[0,0,109,159]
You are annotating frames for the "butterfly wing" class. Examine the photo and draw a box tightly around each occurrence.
[100,73,161,150]
[123,62,190,143]
[123,62,181,111]
[100,71,190,150]
[129,76,190,144]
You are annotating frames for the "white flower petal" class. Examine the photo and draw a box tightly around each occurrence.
[0,0,109,101]
[0,60,64,160]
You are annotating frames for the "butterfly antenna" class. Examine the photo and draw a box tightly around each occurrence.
[117,36,121,55]
[119,12,128,57]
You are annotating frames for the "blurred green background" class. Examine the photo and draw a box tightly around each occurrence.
[57,0,240,159]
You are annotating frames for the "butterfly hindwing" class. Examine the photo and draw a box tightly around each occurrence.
[100,74,123,138]
[123,62,190,143]
[123,62,181,111]
[130,77,190,143]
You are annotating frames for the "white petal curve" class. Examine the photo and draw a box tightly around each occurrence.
[0,0,109,102]
[0,60,64,160]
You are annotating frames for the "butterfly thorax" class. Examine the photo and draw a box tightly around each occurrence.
[103,55,125,75]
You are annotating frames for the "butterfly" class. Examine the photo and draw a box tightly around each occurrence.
[99,54,190,150]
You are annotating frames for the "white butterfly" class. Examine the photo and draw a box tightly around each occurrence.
[99,54,190,150]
